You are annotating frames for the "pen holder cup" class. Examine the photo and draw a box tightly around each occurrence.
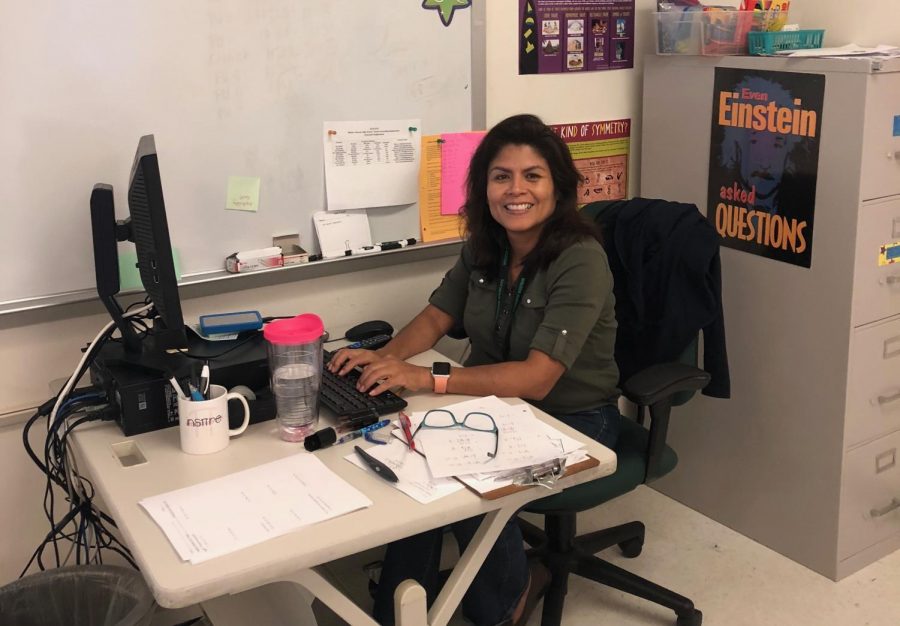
[263,314,325,442]
[178,385,250,455]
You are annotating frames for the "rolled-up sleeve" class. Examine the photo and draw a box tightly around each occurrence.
[529,244,612,369]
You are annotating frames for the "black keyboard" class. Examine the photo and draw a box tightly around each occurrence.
[321,349,408,419]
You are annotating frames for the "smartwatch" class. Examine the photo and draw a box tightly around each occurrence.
[431,361,451,394]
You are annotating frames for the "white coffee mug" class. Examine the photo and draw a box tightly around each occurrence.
[178,384,250,455]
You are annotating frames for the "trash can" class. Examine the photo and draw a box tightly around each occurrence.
[0,565,155,626]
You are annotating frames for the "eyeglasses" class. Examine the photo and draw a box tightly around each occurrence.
[410,409,499,461]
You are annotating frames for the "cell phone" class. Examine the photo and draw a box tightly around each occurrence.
[199,310,264,335]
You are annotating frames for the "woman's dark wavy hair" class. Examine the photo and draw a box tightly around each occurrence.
[463,114,599,278]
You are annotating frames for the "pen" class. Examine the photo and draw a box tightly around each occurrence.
[354,445,399,483]
[188,382,205,402]
[398,411,416,451]
[335,419,391,445]
[199,361,210,399]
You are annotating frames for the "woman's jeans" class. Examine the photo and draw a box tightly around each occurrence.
[372,404,622,626]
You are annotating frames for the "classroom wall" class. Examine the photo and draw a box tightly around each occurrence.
[485,0,660,196]
[803,0,900,47]
[2,0,896,589]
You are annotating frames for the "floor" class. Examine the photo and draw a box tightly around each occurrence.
[155,485,900,626]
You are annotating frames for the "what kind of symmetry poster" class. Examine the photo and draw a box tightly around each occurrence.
[707,68,825,268]
[519,0,635,74]
[549,119,630,205]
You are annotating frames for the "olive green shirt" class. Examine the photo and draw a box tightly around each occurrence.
[429,240,619,415]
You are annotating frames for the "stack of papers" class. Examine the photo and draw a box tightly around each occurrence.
[346,396,590,504]
[140,454,372,564]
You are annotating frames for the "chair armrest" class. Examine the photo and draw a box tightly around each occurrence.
[621,362,710,408]
[621,363,710,483]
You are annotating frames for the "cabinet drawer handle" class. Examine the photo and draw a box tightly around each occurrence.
[876,390,900,405]
[885,335,900,359]
[881,275,900,285]
[870,497,900,518]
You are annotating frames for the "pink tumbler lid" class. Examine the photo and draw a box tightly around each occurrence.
[263,313,324,345]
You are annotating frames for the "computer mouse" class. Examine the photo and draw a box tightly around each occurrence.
[345,320,394,342]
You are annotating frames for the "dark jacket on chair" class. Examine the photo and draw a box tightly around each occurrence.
[585,197,730,398]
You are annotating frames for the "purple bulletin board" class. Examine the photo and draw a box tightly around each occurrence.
[519,0,635,74]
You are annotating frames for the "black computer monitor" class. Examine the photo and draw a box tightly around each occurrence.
[90,134,188,354]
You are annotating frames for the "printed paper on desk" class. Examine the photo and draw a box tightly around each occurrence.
[139,454,372,564]
[411,397,578,479]
[346,439,464,504]
[313,210,372,259]
[323,120,420,211]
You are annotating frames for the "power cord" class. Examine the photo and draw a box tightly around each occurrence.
[20,302,153,577]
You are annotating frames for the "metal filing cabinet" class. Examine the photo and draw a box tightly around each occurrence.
[640,54,900,580]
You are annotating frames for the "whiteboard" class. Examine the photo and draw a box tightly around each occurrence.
[0,1,473,304]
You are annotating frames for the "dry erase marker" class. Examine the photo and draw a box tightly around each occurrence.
[378,238,416,250]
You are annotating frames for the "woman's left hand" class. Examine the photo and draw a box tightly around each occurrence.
[355,357,432,396]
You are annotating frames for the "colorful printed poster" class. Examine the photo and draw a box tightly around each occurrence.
[707,68,825,268]
[549,119,630,206]
[519,0,635,74]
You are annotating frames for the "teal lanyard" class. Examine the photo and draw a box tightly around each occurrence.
[494,249,527,359]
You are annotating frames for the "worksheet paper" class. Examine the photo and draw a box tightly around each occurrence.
[139,454,372,564]
[418,134,464,243]
[345,438,464,504]
[323,120,421,211]
[312,210,372,259]
[404,396,584,479]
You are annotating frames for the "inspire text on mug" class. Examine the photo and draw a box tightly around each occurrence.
[178,384,250,454]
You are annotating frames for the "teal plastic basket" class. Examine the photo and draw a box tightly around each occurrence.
[748,29,824,55]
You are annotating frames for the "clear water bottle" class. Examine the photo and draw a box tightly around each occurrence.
[263,314,324,442]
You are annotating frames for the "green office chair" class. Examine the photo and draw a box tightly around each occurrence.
[519,198,727,626]
[519,360,708,626]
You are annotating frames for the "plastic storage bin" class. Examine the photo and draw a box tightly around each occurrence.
[748,29,825,55]
[0,565,155,626]
[655,10,703,55]
[655,10,787,56]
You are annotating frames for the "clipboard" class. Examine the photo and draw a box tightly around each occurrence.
[461,455,601,501]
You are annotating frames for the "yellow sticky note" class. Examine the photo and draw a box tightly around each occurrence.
[226,176,260,212]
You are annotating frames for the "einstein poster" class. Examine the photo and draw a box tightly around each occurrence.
[707,68,825,268]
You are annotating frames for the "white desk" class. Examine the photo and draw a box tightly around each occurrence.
[70,351,616,626]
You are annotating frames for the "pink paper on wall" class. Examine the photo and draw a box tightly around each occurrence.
[439,132,486,215]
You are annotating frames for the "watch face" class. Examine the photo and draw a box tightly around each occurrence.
[432,362,451,376]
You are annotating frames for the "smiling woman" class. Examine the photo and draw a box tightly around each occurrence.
[326,114,623,626]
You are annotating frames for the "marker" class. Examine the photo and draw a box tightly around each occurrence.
[167,375,187,400]
[377,238,416,250]
[303,415,382,451]
[199,362,210,399]
[346,245,382,256]
[335,419,391,445]
[345,239,417,256]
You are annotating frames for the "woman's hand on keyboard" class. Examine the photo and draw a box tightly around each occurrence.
[354,357,432,397]
[327,347,380,377]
